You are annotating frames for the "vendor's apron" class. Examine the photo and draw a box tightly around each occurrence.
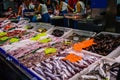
[41,13,50,23]
[61,10,68,27]
[73,1,85,29]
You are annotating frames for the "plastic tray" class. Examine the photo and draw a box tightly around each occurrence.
[0,47,102,80]
[27,49,102,80]
[84,32,120,58]
[98,32,120,58]
[63,29,96,39]
[78,57,120,80]
[31,23,54,33]
[47,26,72,38]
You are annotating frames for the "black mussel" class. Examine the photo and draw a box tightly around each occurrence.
[84,34,120,56]
[52,29,64,37]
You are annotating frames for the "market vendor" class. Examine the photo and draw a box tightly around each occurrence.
[75,0,85,14]
[35,0,50,23]
[59,0,74,27]
[73,0,86,29]
[18,0,35,21]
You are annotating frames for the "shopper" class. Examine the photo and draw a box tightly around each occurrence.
[36,0,50,23]
[18,0,35,21]
[59,0,74,27]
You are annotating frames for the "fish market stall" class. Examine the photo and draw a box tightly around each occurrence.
[0,18,120,80]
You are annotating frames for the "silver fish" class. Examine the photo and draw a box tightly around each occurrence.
[44,71,61,80]
[33,67,46,77]
[60,60,75,75]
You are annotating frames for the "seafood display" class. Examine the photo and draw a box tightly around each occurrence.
[37,28,47,33]
[4,42,42,59]
[84,34,120,56]
[20,31,37,40]
[79,59,120,80]
[67,33,88,43]
[24,25,34,29]
[0,30,37,46]
[30,23,53,33]
[1,33,65,59]
[51,29,64,37]
[18,40,72,68]
[32,52,101,80]
[7,29,26,37]
[0,19,120,80]
[3,23,17,31]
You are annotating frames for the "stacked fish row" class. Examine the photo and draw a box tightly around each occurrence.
[1,34,66,59]
[32,52,101,80]
[18,40,72,68]
[79,59,120,80]
[19,31,37,40]
[6,42,42,58]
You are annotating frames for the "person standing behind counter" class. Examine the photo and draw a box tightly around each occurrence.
[36,0,50,23]
[59,0,74,27]
[73,0,86,29]
[18,0,35,21]
[75,0,85,14]
[59,0,74,15]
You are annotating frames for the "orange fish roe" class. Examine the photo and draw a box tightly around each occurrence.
[63,54,82,63]
[73,39,95,51]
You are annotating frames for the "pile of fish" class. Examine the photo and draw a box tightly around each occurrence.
[32,52,100,80]
[6,42,41,58]
[18,40,72,68]
[7,29,26,37]
[0,30,37,46]
[79,59,120,80]
[20,31,37,40]
[85,34,120,56]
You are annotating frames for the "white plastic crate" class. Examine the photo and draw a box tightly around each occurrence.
[77,57,120,80]
[28,49,102,80]
[83,31,120,58]
[63,29,96,39]
[25,22,54,33]
[98,32,120,58]
[47,26,73,38]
